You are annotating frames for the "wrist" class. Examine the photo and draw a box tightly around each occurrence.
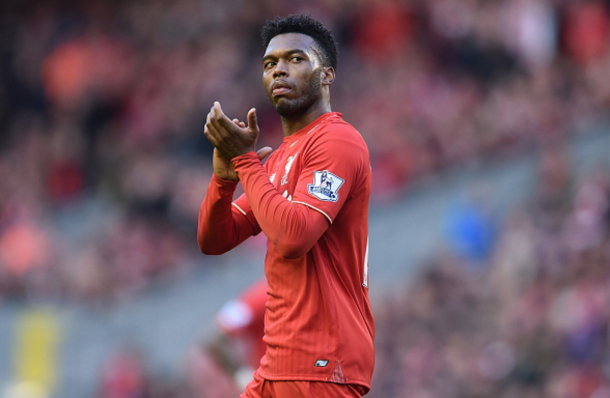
[231,152,260,168]
[211,173,239,186]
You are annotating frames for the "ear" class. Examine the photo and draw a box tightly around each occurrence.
[321,66,335,86]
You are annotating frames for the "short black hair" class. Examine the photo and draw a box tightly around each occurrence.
[261,15,338,70]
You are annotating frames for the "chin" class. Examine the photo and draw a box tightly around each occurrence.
[274,99,310,118]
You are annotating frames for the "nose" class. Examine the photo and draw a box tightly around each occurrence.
[273,59,288,78]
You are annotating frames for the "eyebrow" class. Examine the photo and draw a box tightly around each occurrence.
[262,49,308,63]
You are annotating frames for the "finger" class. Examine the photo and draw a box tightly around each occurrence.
[207,107,223,139]
[247,108,259,133]
[211,102,235,130]
[256,146,273,162]
[213,101,230,122]
[208,107,226,132]
[205,118,221,145]
[206,110,213,125]
[204,124,217,146]
[232,119,247,128]
[206,109,218,129]
[213,101,222,116]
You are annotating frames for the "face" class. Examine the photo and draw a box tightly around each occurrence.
[262,33,328,118]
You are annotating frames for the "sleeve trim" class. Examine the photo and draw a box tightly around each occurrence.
[232,202,247,216]
[292,201,333,224]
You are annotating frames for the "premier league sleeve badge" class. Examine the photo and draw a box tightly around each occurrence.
[307,170,344,202]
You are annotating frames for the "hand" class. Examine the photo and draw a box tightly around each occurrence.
[213,147,273,181]
[210,116,273,182]
[204,102,260,160]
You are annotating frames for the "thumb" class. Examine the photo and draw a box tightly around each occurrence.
[256,146,273,162]
[247,108,259,134]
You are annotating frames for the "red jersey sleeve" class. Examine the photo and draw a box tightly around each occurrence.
[291,123,369,223]
[231,193,260,235]
[197,174,260,255]
[230,149,284,234]
[231,154,330,259]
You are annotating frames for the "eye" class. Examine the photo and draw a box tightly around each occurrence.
[264,61,276,70]
[291,56,303,62]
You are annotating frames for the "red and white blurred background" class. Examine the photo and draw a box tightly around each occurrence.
[0,0,609,397]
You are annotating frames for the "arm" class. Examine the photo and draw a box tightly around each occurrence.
[197,173,259,255]
[203,102,329,258]
[199,114,272,255]
[233,153,329,259]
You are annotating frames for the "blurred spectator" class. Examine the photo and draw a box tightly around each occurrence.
[97,345,197,398]
[444,186,498,266]
[563,0,610,67]
[186,278,268,397]
[98,347,147,398]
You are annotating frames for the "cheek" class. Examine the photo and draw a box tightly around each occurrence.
[263,69,274,83]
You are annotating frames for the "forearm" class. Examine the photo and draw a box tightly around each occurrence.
[197,174,253,255]
[232,152,328,259]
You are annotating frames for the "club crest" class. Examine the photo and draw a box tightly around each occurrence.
[307,170,344,202]
[281,156,295,186]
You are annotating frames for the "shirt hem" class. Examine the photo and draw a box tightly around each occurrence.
[255,369,370,391]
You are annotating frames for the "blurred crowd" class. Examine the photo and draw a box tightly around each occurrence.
[1,0,610,304]
[368,154,610,398]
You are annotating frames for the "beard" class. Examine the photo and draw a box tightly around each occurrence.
[271,73,323,118]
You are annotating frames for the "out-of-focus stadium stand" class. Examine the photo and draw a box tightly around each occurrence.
[0,0,609,397]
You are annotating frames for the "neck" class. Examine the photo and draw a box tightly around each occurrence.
[281,102,332,137]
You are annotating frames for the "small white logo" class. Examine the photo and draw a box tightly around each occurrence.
[269,173,276,183]
[307,170,344,202]
[281,156,295,186]
[314,360,329,367]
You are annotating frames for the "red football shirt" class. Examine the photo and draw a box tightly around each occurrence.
[199,112,374,392]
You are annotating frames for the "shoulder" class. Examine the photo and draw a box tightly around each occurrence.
[325,117,365,141]
[308,117,369,157]
[300,118,370,184]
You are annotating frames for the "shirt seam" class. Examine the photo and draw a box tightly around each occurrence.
[292,201,333,224]
[231,202,247,216]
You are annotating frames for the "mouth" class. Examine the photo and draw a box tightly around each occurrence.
[271,80,292,97]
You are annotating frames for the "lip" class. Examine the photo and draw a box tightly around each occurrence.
[271,80,292,97]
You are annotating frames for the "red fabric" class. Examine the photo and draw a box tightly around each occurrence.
[564,2,610,65]
[198,112,375,392]
[197,174,259,255]
[241,370,366,398]
[231,152,331,259]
